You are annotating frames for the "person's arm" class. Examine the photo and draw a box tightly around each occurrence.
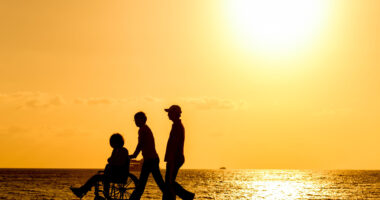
[130,143,141,159]
[176,127,185,157]
[178,129,184,152]
[130,133,142,159]
[171,125,183,158]
[108,149,116,164]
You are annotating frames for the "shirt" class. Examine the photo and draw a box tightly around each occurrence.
[137,125,159,160]
[164,120,185,163]
[106,147,130,180]
[108,147,129,166]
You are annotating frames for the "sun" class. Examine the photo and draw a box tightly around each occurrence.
[226,0,329,57]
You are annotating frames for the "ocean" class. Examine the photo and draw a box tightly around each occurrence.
[0,169,379,199]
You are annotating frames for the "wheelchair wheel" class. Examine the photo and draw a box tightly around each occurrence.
[94,173,139,200]
[108,173,138,200]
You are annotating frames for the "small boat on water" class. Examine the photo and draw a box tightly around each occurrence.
[220,167,226,170]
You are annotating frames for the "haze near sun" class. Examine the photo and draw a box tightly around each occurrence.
[226,0,330,58]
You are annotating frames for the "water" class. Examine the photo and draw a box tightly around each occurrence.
[0,169,379,199]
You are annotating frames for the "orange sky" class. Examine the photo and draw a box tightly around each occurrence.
[0,0,379,169]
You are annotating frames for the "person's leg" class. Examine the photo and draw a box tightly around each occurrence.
[173,182,194,200]
[171,162,195,200]
[171,161,181,180]
[71,174,104,198]
[81,174,104,192]
[165,162,177,200]
[129,160,152,200]
[150,158,168,195]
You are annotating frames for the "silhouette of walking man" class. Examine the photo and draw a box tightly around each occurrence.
[164,105,195,200]
[129,112,168,200]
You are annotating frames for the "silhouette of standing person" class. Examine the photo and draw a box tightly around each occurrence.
[129,112,168,200]
[164,105,195,200]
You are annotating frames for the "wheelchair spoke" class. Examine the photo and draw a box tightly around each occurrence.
[94,173,138,200]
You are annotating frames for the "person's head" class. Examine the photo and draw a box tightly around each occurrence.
[110,133,124,149]
[165,105,182,121]
[134,112,147,127]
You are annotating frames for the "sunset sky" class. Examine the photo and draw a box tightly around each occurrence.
[0,0,379,169]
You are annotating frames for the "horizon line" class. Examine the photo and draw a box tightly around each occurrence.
[0,167,379,171]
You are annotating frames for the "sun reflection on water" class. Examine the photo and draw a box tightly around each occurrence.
[250,180,313,199]
[216,170,325,200]
[209,169,380,200]
[251,170,316,199]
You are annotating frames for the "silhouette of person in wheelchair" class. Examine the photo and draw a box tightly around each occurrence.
[70,133,138,200]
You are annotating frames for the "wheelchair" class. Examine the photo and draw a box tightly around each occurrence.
[93,171,139,200]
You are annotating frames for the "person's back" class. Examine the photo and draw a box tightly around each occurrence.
[106,146,130,182]
[138,124,159,160]
[164,119,185,163]
[108,146,129,166]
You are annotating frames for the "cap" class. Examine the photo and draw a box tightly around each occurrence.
[164,105,182,114]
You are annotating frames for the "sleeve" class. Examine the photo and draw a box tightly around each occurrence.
[177,126,185,156]
[172,125,184,158]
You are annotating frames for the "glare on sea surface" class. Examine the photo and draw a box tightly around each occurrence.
[251,180,310,199]
[248,170,314,199]
[225,0,329,58]
[223,170,322,199]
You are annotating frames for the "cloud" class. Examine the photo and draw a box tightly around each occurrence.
[0,91,161,108]
[74,96,162,105]
[142,96,162,102]
[25,95,65,108]
[313,107,353,117]
[181,97,246,110]
[0,126,28,136]
[0,92,65,108]
[0,93,7,99]
[74,97,115,105]
[55,128,91,137]
[209,132,225,137]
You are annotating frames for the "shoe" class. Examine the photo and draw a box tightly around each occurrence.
[70,187,85,198]
[185,192,195,200]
